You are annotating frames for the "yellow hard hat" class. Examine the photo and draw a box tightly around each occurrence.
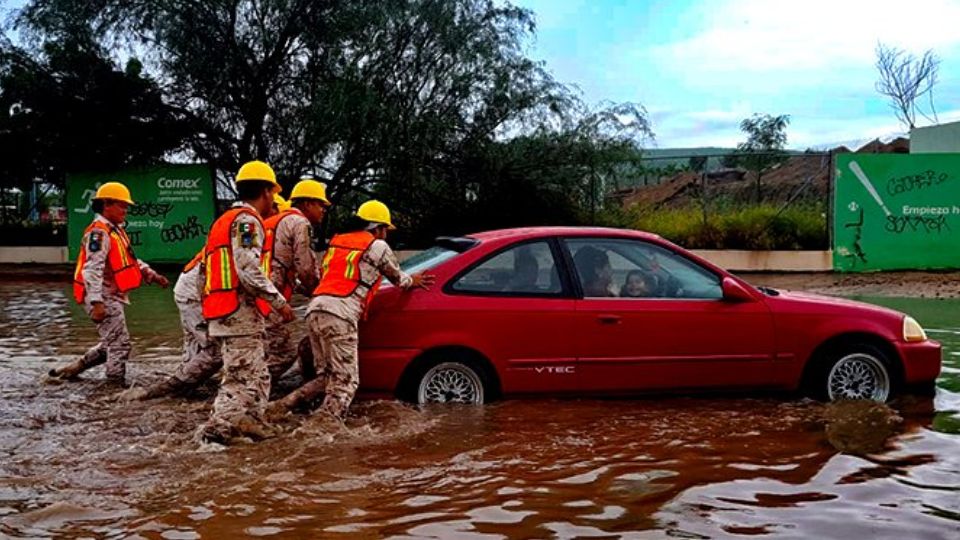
[289,179,330,205]
[273,193,290,211]
[236,160,281,193]
[93,182,135,205]
[356,200,395,229]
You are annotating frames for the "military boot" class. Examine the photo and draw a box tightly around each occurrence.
[265,391,302,419]
[48,348,106,380]
[47,358,88,380]
[235,415,278,441]
[117,377,182,402]
[197,424,229,446]
[139,377,186,400]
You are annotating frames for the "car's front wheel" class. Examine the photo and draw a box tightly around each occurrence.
[416,361,486,404]
[819,344,894,402]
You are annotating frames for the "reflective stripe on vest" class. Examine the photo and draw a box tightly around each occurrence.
[254,209,302,314]
[312,231,383,316]
[72,220,143,304]
[201,207,271,320]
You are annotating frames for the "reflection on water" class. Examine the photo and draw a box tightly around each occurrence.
[0,279,958,538]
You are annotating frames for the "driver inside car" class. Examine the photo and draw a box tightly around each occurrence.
[573,246,615,297]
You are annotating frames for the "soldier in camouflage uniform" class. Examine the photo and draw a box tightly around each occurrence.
[259,178,329,382]
[50,182,169,385]
[270,200,433,420]
[197,161,294,444]
[120,250,224,401]
[126,190,294,401]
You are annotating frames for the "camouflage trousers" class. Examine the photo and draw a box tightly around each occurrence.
[200,334,270,437]
[264,311,301,381]
[76,298,131,381]
[305,311,359,419]
[161,299,222,394]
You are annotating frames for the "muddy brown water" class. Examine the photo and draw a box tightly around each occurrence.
[0,276,958,538]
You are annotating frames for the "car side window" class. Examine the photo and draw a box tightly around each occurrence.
[564,238,722,299]
[451,241,562,295]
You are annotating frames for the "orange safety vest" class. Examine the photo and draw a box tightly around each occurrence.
[201,207,272,320]
[313,231,383,317]
[182,250,203,273]
[254,209,302,314]
[73,220,143,304]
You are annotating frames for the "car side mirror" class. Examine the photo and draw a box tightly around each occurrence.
[721,277,754,303]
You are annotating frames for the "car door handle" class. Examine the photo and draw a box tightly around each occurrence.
[597,314,621,325]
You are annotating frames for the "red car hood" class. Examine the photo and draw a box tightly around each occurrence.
[771,289,905,319]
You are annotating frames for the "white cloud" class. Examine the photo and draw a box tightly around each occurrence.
[652,0,960,73]
[656,107,960,149]
[651,104,756,147]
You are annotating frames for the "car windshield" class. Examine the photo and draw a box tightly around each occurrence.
[401,246,459,274]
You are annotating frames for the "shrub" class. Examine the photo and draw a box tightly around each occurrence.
[629,203,827,250]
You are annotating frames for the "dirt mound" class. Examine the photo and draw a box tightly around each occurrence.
[616,138,909,209]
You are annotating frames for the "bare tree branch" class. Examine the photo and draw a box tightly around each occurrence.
[875,42,940,130]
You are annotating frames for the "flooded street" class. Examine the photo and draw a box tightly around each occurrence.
[1,274,958,538]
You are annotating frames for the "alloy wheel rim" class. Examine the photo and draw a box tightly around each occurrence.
[419,363,483,404]
[827,353,890,402]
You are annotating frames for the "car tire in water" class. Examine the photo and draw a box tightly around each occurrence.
[415,356,489,405]
[815,343,895,403]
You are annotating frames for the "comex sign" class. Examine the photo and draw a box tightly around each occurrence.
[67,164,215,262]
[157,177,202,189]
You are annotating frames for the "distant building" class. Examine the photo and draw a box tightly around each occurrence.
[910,120,960,153]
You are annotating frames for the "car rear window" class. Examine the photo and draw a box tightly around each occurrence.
[401,246,459,274]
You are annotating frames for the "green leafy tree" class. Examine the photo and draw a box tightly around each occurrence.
[375,100,652,245]
[729,113,790,203]
[17,0,356,193]
[17,1,576,197]
[0,35,189,221]
[13,0,653,237]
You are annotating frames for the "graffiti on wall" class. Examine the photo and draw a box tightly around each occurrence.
[834,154,959,271]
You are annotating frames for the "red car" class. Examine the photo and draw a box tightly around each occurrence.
[358,227,941,404]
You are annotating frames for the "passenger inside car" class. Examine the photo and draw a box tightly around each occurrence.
[620,270,658,298]
[503,248,539,292]
[573,246,615,297]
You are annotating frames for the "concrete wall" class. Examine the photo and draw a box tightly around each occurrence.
[0,246,69,264]
[691,250,832,272]
[911,121,960,153]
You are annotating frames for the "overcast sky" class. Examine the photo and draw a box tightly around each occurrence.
[515,0,960,149]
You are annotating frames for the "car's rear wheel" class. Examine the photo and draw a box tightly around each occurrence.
[416,361,486,404]
[819,344,893,402]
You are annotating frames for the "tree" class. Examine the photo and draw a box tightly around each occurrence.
[16,0,580,199]
[374,100,652,244]
[875,43,940,130]
[0,35,190,222]
[730,114,790,203]
[13,0,653,239]
[17,0,357,194]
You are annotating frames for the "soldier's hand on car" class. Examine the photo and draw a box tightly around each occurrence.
[154,274,170,288]
[412,272,436,290]
[278,303,296,322]
[90,302,106,323]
